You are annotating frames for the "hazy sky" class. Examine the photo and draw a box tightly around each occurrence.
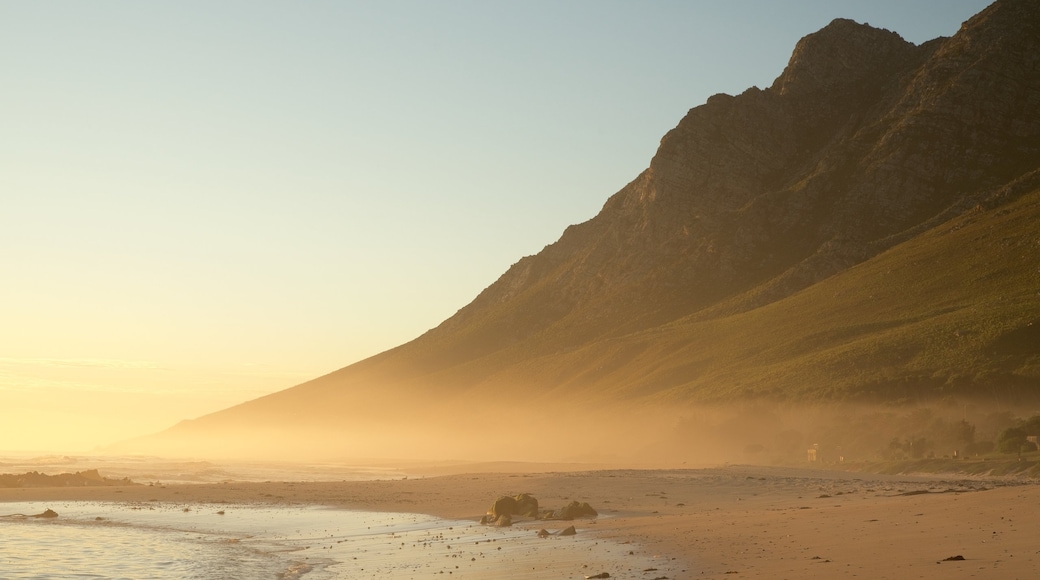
[1,0,992,452]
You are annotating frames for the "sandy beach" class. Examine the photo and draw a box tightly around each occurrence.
[3,463,1038,578]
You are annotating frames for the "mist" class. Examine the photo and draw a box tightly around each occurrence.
[106,386,1040,472]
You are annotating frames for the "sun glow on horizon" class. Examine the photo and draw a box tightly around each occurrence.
[0,357,310,451]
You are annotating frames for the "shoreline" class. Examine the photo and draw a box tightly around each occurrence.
[2,499,667,579]
[3,464,1040,578]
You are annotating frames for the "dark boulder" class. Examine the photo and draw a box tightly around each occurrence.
[514,493,539,517]
[552,501,598,520]
[493,514,512,527]
[487,493,539,518]
[489,495,518,518]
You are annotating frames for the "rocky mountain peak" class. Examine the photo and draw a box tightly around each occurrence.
[770,18,914,98]
[957,0,1040,43]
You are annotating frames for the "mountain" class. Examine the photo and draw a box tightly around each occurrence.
[143,0,1040,459]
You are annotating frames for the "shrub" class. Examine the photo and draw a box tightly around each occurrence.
[997,427,1028,454]
[1022,415,1040,436]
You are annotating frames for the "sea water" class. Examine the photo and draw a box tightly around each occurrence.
[0,501,682,579]
[0,502,322,579]
[0,453,407,484]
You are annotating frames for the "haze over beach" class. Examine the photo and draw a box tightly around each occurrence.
[2,0,996,453]
[5,1,1040,578]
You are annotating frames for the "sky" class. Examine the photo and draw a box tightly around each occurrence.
[1,0,993,452]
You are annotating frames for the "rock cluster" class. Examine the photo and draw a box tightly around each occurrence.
[480,494,597,527]
[0,470,135,488]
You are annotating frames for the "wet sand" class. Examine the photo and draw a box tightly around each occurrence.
[3,464,1039,578]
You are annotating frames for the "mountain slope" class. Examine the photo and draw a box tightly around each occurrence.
[150,0,1040,456]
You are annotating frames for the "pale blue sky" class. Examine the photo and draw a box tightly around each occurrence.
[0,0,992,450]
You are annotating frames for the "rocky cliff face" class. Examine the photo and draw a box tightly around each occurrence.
[166,0,1040,441]
[422,0,1039,363]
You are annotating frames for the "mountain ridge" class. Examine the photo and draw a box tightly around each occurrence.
[147,0,1040,457]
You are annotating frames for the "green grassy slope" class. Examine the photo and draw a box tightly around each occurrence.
[462,183,1040,404]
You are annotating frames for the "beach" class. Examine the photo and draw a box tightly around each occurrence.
[3,464,1039,578]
